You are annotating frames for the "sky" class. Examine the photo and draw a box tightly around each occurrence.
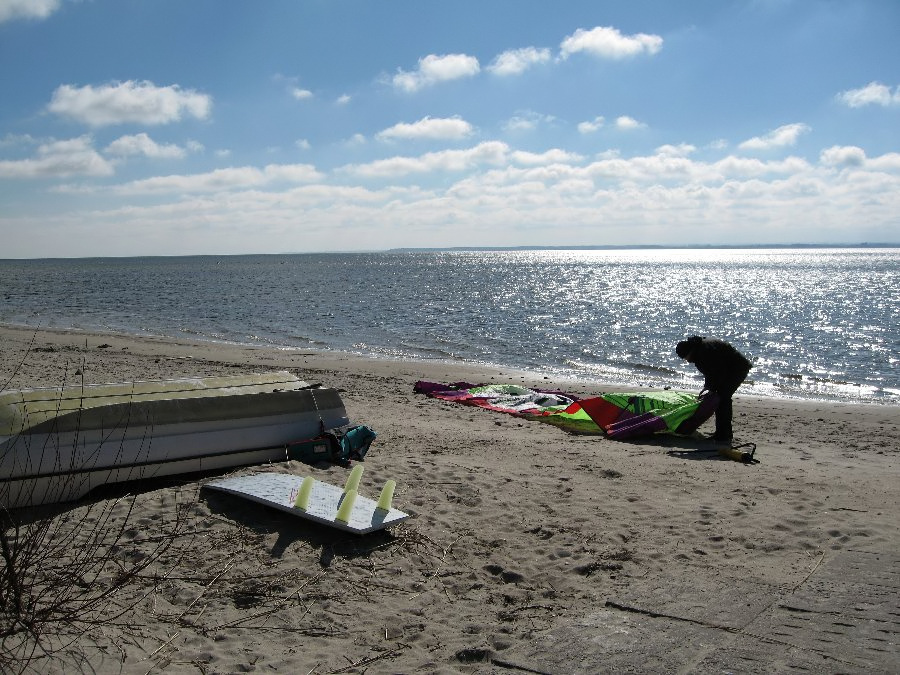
[1,0,898,258]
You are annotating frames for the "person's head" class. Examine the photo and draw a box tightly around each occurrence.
[676,336,702,361]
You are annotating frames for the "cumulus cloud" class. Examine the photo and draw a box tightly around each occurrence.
[47,80,212,127]
[511,149,584,166]
[711,155,810,179]
[13,142,900,256]
[0,0,61,23]
[503,112,555,133]
[345,133,367,146]
[112,163,322,194]
[392,54,480,92]
[866,152,900,171]
[578,116,605,134]
[104,133,187,159]
[0,133,36,148]
[615,116,645,130]
[487,47,551,76]
[820,145,866,167]
[655,143,696,157]
[342,141,509,178]
[291,87,313,100]
[836,81,900,108]
[576,114,648,137]
[377,116,474,142]
[560,26,663,60]
[0,135,114,178]
[336,94,351,105]
[739,123,810,151]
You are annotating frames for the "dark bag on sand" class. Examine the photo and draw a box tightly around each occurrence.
[287,425,377,466]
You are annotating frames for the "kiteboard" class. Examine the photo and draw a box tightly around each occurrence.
[204,466,409,534]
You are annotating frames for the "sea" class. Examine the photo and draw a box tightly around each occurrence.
[1,248,898,405]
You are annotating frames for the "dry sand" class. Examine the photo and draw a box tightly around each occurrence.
[1,324,898,674]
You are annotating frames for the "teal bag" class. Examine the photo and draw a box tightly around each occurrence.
[287,425,376,466]
[333,424,377,461]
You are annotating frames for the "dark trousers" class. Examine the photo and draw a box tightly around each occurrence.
[715,394,735,438]
[712,372,748,438]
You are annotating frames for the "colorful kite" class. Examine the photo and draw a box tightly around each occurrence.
[414,381,717,439]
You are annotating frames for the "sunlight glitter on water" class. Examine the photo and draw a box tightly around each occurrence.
[1,248,897,403]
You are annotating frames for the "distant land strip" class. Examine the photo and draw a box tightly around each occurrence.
[385,243,899,253]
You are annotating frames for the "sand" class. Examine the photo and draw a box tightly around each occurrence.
[1,324,897,674]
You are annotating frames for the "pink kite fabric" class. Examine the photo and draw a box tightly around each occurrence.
[414,381,717,439]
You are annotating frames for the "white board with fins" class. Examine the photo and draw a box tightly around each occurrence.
[204,470,409,534]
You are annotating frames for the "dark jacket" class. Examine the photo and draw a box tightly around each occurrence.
[684,336,751,393]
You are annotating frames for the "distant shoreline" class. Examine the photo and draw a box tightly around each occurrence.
[385,242,899,253]
[2,242,898,262]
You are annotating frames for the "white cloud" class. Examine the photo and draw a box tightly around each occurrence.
[263,164,322,182]
[0,133,36,148]
[377,116,474,142]
[615,116,645,130]
[342,141,509,178]
[711,155,810,179]
[104,133,187,159]
[577,116,605,134]
[47,80,212,127]
[560,26,663,60]
[837,81,900,108]
[866,152,900,172]
[511,149,584,166]
[0,135,114,178]
[296,139,311,150]
[503,112,555,133]
[11,144,900,256]
[820,145,866,168]
[111,164,323,194]
[655,143,696,157]
[0,0,61,23]
[392,54,480,92]
[487,47,551,76]
[739,123,810,151]
[336,94,351,105]
[345,133,367,146]
[463,149,808,188]
[291,87,313,100]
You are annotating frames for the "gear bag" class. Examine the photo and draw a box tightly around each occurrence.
[287,424,377,466]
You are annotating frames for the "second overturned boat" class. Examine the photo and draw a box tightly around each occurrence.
[0,371,349,509]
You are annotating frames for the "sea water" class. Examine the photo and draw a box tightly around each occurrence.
[1,248,897,404]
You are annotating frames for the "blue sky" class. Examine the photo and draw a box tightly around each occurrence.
[1,0,898,257]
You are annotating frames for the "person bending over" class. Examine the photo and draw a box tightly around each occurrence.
[676,335,752,442]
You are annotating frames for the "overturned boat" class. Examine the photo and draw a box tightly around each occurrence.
[0,371,348,509]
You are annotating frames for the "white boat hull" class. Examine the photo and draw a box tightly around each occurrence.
[0,372,349,508]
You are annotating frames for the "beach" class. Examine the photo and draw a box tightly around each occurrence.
[1,324,898,673]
